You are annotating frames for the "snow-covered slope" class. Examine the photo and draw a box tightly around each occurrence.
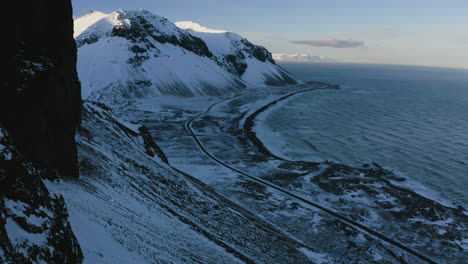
[44,101,315,263]
[75,10,296,102]
[176,21,297,86]
[273,54,336,63]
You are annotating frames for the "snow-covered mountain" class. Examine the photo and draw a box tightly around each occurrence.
[175,21,296,86]
[75,10,296,102]
[273,54,336,63]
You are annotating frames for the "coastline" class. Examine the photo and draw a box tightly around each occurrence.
[184,84,442,263]
[243,82,339,161]
[247,81,466,210]
[241,83,468,210]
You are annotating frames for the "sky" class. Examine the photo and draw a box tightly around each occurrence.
[73,0,468,69]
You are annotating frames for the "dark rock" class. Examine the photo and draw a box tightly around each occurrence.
[1,0,81,178]
[0,126,83,263]
[225,53,248,76]
[1,0,83,262]
[111,12,213,58]
[277,161,321,171]
[241,39,275,64]
[139,126,169,164]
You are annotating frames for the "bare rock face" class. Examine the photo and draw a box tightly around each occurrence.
[1,0,83,262]
[1,0,81,178]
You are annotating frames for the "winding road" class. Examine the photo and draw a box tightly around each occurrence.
[184,89,437,264]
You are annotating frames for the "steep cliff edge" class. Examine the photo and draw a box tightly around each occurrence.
[1,1,83,263]
[2,0,81,178]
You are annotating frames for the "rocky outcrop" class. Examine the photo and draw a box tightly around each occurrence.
[2,0,81,178]
[0,127,83,264]
[1,0,83,263]
[176,21,298,87]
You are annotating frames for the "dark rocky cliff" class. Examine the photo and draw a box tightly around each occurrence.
[0,127,83,263]
[2,0,81,178]
[1,0,83,263]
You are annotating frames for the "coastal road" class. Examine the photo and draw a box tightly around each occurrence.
[184,88,437,264]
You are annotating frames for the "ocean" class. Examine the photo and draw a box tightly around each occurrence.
[259,63,468,207]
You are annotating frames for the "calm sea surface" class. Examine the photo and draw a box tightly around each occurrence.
[261,63,468,206]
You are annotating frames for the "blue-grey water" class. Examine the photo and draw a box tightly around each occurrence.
[262,63,468,207]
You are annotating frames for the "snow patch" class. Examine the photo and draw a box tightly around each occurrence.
[74,11,110,38]
[298,248,329,263]
[5,218,48,250]
[175,21,227,33]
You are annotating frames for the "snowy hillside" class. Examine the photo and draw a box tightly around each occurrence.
[273,54,336,63]
[44,102,315,264]
[75,10,296,102]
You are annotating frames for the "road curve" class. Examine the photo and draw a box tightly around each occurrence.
[184,89,437,264]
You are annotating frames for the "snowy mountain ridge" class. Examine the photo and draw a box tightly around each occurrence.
[75,9,296,103]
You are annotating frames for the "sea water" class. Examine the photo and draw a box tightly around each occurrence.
[260,63,468,206]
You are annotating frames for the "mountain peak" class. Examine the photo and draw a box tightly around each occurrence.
[74,9,296,101]
[74,11,110,38]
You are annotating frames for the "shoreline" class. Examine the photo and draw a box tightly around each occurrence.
[243,84,466,210]
[243,82,339,161]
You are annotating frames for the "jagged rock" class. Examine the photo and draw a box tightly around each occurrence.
[0,126,83,263]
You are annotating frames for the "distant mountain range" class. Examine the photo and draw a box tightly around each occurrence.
[273,53,336,63]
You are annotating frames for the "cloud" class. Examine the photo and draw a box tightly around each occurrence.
[292,38,365,48]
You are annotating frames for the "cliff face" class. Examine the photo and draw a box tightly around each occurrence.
[1,1,83,263]
[0,127,83,263]
[2,0,81,178]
